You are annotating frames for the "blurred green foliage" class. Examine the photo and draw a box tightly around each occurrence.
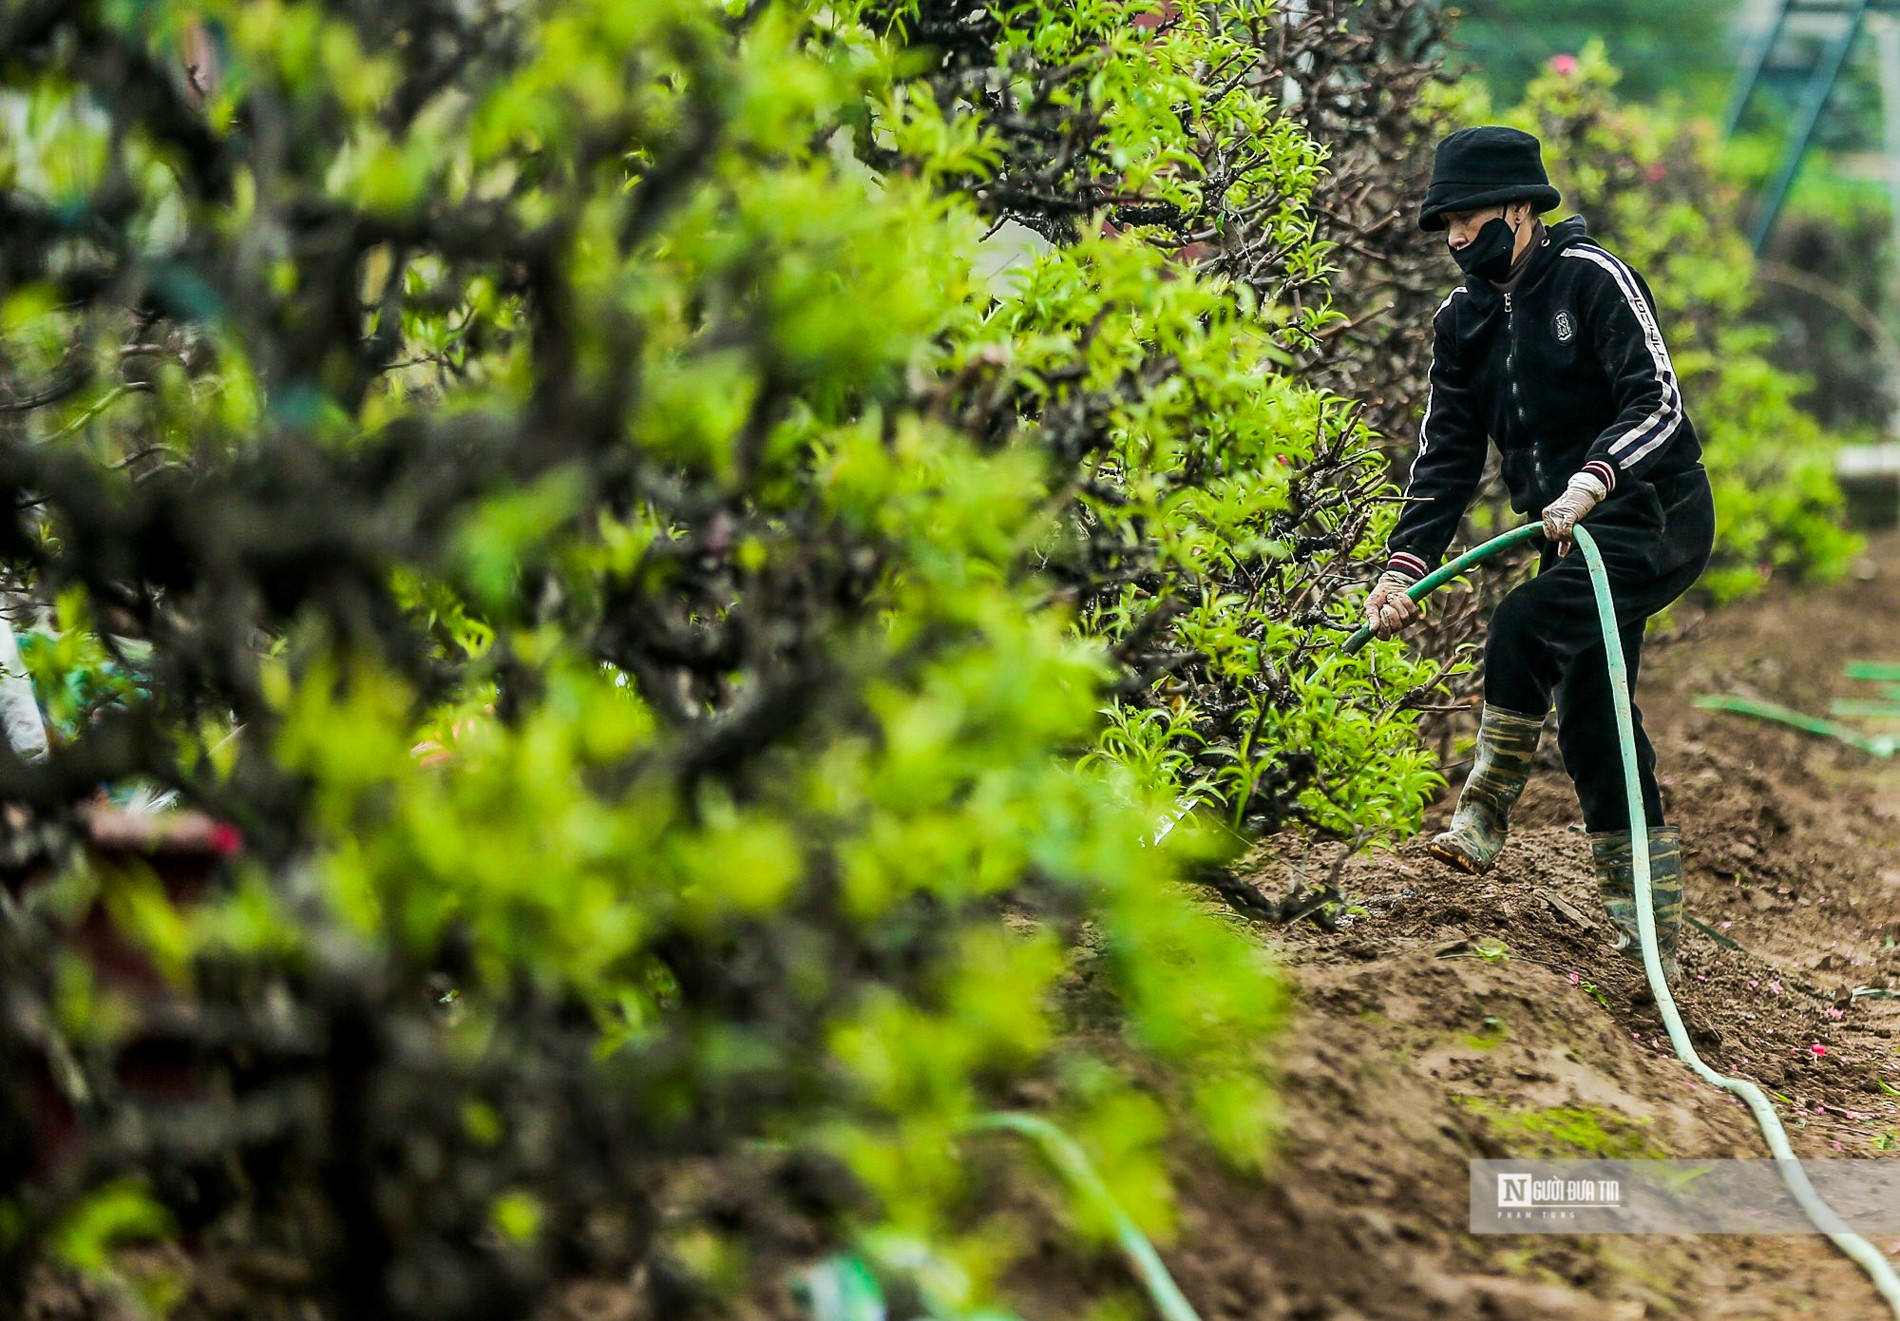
[1448,0,1734,110]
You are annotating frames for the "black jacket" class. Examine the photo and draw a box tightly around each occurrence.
[1385,216,1704,579]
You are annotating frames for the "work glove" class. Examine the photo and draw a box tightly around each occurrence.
[1364,568,1422,640]
[1540,470,1609,557]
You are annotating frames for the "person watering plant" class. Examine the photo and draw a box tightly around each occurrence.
[1364,126,1716,981]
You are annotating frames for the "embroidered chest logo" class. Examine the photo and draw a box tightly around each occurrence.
[1553,310,1575,342]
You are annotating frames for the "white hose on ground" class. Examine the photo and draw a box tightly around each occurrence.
[1574,524,1900,1319]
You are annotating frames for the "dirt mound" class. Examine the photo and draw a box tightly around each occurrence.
[979,538,1900,1321]
[1169,925,1889,1320]
[1126,530,1900,1319]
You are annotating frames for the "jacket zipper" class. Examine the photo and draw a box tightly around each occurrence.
[1504,289,1542,493]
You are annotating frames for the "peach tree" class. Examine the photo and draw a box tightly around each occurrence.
[0,1,1440,1315]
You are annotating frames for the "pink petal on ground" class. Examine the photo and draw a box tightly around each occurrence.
[1827,1007,1846,1020]
[1812,1044,1829,1056]
[1570,971,1581,985]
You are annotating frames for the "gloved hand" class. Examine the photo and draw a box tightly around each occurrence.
[1365,569,1422,640]
[1540,470,1608,556]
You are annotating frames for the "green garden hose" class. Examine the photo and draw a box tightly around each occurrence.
[1829,698,1900,722]
[1692,694,1897,758]
[799,1113,1204,1321]
[1342,522,1545,657]
[1347,521,1900,1317]
[969,1113,1202,1321]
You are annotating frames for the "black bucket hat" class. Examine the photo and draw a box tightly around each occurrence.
[1417,126,1561,232]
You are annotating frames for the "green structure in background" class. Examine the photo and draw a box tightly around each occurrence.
[1451,0,1900,255]
[1725,0,1900,253]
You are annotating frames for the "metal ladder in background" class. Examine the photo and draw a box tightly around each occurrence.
[1725,0,1889,253]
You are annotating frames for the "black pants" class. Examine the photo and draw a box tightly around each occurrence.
[1484,469,1716,833]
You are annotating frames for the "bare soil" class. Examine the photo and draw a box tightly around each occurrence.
[1108,530,1900,1320]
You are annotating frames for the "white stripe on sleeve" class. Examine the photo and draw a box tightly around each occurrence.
[1560,246,1682,468]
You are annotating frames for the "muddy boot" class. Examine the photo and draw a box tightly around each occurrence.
[1427,704,1543,875]
[1589,826,1683,982]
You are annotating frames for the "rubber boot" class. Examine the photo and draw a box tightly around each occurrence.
[1428,704,1543,875]
[1589,826,1683,982]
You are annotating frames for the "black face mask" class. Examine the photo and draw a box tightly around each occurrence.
[1449,216,1519,282]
